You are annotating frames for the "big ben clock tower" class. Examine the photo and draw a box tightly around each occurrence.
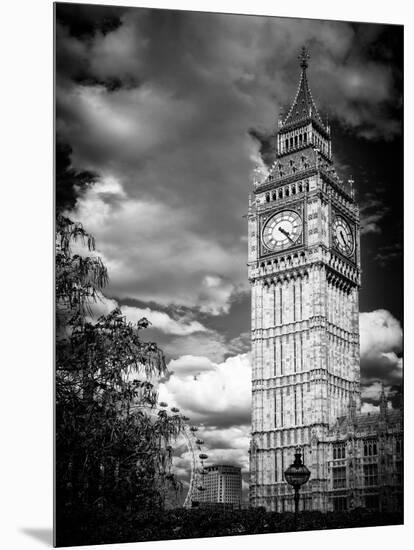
[248,48,361,512]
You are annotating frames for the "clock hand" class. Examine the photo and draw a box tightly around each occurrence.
[338,230,346,247]
[278,227,295,244]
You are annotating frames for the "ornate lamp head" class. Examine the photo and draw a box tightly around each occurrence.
[284,447,311,489]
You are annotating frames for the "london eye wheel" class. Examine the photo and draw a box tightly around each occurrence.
[134,400,209,508]
[179,420,209,508]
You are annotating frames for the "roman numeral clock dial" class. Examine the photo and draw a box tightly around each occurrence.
[262,210,302,252]
[332,216,354,257]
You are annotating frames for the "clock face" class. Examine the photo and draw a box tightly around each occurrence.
[332,216,354,257]
[262,210,302,252]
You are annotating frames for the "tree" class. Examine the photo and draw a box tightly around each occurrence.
[55,141,99,213]
[56,215,183,532]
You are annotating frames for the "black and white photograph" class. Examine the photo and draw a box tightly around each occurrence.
[53,1,403,546]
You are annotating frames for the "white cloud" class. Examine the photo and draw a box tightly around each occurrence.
[360,309,402,359]
[167,355,216,376]
[361,402,379,415]
[166,424,250,503]
[359,195,390,236]
[361,381,383,402]
[88,294,209,336]
[359,309,403,385]
[159,353,251,428]
[203,445,249,474]
[162,332,229,363]
[121,306,208,336]
[201,425,250,472]
[199,275,236,316]
[87,295,118,319]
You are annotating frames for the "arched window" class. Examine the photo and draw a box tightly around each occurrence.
[364,439,377,456]
[272,192,276,201]
[285,139,288,150]
[285,188,290,197]
[266,193,270,202]
[278,190,283,199]
[333,444,346,460]
[294,135,298,148]
[304,132,307,143]
[299,184,303,193]
[290,137,293,148]
[299,134,303,145]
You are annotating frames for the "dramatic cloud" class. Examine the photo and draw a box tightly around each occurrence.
[163,421,250,503]
[361,402,380,415]
[154,354,251,500]
[226,331,251,355]
[121,306,208,336]
[201,426,250,473]
[359,192,391,235]
[161,331,230,363]
[67,177,245,314]
[359,309,403,392]
[361,381,384,404]
[155,352,251,497]
[374,243,403,266]
[55,8,403,498]
[57,9,402,317]
[167,355,216,377]
[89,293,210,336]
[159,353,251,428]
[166,423,251,504]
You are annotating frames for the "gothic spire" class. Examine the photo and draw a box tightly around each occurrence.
[298,45,310,69]
[379,383,388,418]
[281,46,325,131]
[348,395,357,423]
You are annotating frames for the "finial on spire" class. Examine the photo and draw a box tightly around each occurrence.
[348,176,355,199]
[277,106,284,128]
[298,46,310,70]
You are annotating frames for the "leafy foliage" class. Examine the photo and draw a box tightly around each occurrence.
[56,506,404,546]
[55,141,99,213]
[56,216,184,531]
[56,214,108,328]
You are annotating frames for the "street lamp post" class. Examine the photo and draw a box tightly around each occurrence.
[284,447,311,531]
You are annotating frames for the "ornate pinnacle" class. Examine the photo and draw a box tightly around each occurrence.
[298,46,310,70]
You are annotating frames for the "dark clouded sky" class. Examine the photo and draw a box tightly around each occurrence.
[55,3,403,495]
